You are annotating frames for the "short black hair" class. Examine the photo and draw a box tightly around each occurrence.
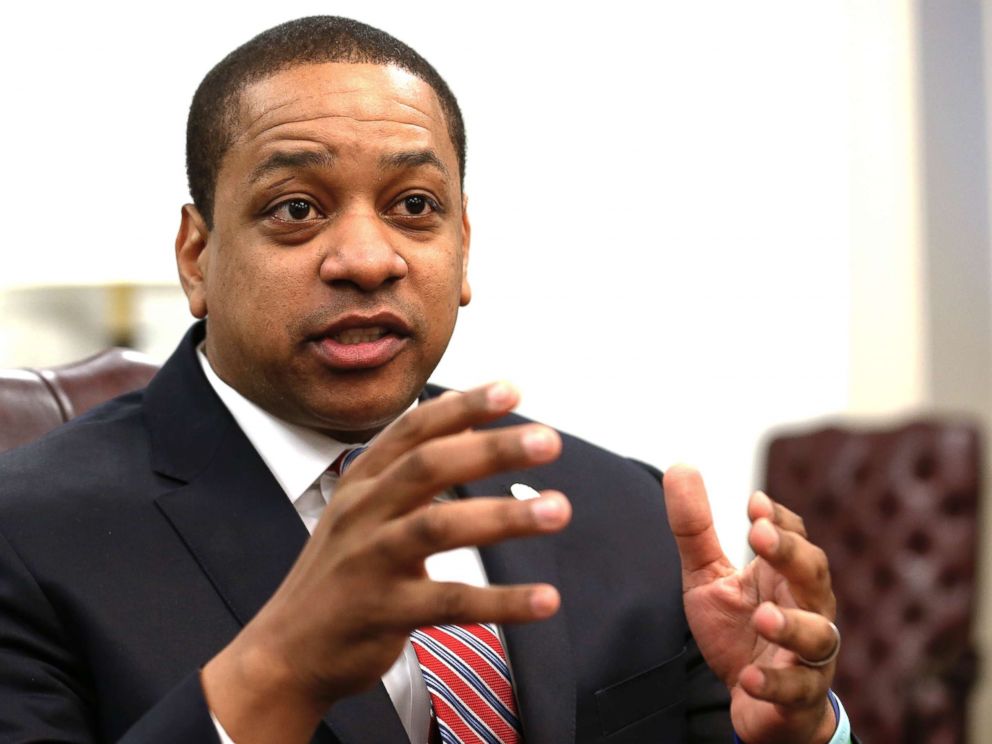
[186,16,466,227]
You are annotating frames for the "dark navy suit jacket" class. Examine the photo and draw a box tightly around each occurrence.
[0,324,732,742]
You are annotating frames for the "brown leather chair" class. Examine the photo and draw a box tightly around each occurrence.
[0,349,160,454]
[764,421,981,744]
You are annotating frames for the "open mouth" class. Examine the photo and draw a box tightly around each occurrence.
[311,315,412,370]
[333,326,390,345]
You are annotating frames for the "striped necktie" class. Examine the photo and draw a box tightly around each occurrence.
[331,444,524,743]
[327,445,368,476]
[411,623,523,744]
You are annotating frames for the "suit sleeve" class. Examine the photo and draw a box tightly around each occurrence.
[116,673,220,743]
[0,526,96,742]
[0,526,221,744]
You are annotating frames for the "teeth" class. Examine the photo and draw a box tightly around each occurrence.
[334,326,387,345]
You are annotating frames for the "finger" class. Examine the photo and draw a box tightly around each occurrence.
[351,382,520,477]
[663,465,734,587]
[737,664,829,708]
[752,602,839,666]
[370,424,562,518]
[749,519,834,615]
[738,663,829,708]
[399,581,561,629]
[747,491,807,538]
[380,492,572,563]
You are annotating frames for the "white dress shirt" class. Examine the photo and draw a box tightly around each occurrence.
[197,349,493,744]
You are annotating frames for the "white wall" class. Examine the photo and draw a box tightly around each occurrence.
[847,0,927,416]
[0,1,922,568]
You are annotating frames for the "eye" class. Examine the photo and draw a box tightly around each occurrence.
[269,198,322,222]
[390,194,441,218]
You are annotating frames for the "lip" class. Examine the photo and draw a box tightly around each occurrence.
[308,311,412,370]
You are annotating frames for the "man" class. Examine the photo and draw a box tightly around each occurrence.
[0,16,851,744]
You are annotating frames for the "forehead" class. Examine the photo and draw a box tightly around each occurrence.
[229,62,453,166]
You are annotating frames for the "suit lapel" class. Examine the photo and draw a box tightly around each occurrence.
[154,422,308,627]
[461,475,577,744]
[147,324,407,744]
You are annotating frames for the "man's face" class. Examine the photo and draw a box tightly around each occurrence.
[176,62,471,441]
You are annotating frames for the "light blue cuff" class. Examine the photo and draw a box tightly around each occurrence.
[731,689,852,744]
[825,689,852,744]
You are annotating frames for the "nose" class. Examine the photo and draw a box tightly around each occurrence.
[319,209,408,291]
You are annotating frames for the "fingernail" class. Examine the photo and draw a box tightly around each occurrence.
[487,381,516,410]
[522,427,556,456]
[530,586,559,615]
[531,494,564,526]
[759,518,779,551]
[754,490,772,511]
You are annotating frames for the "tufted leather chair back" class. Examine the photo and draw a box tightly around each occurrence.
[764,421,980,744]
[0,349,160,454]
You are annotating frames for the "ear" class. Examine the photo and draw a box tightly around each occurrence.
[175,204,211,319]
[459,193,472,307]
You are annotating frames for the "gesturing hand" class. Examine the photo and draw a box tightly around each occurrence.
[203,382,572,743]
[663,465,839,744]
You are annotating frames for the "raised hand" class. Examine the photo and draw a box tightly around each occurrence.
[663,465,839,744]
[202,382,572,743]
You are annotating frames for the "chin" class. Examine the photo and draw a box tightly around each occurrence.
[306,389,419,440]
[284,351,434,434]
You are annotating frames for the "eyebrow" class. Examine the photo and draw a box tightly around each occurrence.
[248,147,450,184]
[249,149,336,183]
[379,149,449,179]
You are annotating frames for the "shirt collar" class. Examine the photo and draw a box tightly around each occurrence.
[197,346,350,503]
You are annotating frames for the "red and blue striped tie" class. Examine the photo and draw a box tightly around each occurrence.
[411,623,523,744]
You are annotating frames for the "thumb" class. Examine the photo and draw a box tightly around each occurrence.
[663,465,733,586]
